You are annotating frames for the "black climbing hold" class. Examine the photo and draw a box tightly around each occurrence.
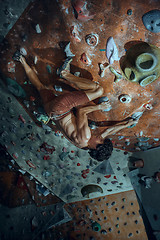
[12,50,22,61]
[128,233,133,237]
[111,201,116,206]
[142,9,160,33]
[127,9,132,15]
[21,33,28,42]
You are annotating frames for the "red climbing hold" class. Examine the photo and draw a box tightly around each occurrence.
[43,155,50,160]
[86,169,90,173]
[72,0,95,21]
[26,160,36,169]
[30,96,35,101]
[104,175,111,178]
[82,173,87,179]
[18,114,26,123]
[80,53,91,65]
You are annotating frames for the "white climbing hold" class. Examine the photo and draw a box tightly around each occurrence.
[35,24,41,33]
[64,42,75,57]
[119,94,132,103]
[20,47,27,56]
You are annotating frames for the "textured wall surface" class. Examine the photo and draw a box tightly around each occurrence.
[0,0,160,152]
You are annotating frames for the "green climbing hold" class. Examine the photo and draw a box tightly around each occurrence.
[46,65,52,74]
[6,78,26,98]
[37,114,49,123]
[92,222,101,232]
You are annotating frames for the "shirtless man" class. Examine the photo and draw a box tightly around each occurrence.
[19,56,137,161]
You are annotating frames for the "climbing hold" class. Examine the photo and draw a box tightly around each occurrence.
[54,85,63,92]
[18,114,26,123]
[70,25,81,42]
[42,170,52,178]
[154,138,159,141]
[89,121,97,129]
[35,24,41,33]
[64,42,75,57]
[43,155,50,160]
[120,42,160,86]
[133,159,144,168]
[127,9,133,15]
[137,137,150,142]
[36,184,50,196]
[37,114,49,123]
[119,94,132,103]
[30,96,35,102]
[59,151,69,160]
[12,153,19,159]
[142,9,160,33]
[21,33,28,42]
[85,33,99,47]
[143,102,153,110]
[12,50,22,61]
[6,78,26,98]
[80,53,91,65]
[136,53,157,72]
[34,56,38,64]
[131,112,143,120]
[109,67,122,82]
[98,96,112,112]
[81,184,103,198]
[74,71,80,77]
[26,160,36,169]
[98,96,109,103]
[99,63,109,77]
[140,74,157,87]
[72,0,95,21]
[46,65,52,74]
[106,37,119,64]
[7,61,15,73]
[93,160,114,174]
[97,177,101,184]
[20,47,27,56]
[92,222,101,232]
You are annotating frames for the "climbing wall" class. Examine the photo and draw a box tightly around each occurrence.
[0,0,160,152]
[0,84,134,203]
[61,190,148,240]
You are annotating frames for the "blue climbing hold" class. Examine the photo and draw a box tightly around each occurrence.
[98,96,109,103]
[142,9,160,33]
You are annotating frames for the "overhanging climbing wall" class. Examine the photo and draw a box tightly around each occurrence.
[0,0,160,153]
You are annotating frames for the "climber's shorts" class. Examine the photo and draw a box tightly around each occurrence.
[39,89,89,120]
